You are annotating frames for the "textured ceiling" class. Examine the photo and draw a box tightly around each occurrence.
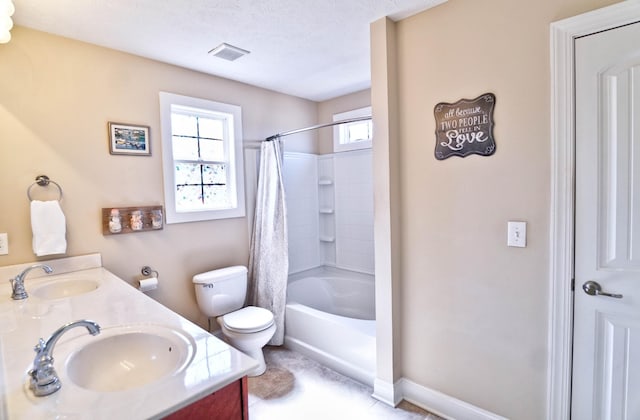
[12,0,446,102]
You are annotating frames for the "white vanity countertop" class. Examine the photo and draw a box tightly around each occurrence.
[0,254,258,419]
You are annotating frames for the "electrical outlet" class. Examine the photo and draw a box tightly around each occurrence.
[0,233,8,255]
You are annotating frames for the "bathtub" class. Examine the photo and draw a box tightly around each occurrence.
[284,266,376,386]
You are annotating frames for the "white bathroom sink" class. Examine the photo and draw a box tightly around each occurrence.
[31,278,100,299]
[64,325,195,392]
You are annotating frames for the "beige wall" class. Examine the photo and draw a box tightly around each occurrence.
[0,27,317,327]
[317,89,371,154]
[383,0,619,418]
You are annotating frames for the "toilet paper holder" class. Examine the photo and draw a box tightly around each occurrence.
[141,266,158,277]
[138,266,159,292]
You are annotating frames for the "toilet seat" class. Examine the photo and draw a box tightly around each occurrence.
[222,306,274,333]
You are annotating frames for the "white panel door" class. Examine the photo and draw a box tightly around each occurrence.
[573,22,640,420]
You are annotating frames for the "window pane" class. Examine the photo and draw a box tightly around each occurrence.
[175,186,202,212]
[175,163,202,185]
[200,139,225,161]
[171,113,198,137]
[346,122,371,143]
[203,185,231,208]
[202,163,227,184]
[175,185,231,212]
[199,118,224,139]
[172,136,199,160]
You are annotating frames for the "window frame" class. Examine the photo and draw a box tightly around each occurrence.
[159,92,245,223]
[333,106,372,153]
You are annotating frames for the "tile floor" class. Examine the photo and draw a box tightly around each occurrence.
[248,347,445,420]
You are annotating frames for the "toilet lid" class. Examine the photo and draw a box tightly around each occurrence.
[222,306,274,333]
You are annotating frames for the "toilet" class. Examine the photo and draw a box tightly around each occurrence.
[193,265,275,376]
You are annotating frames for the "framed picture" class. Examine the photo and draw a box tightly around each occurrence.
[108,122,151,156]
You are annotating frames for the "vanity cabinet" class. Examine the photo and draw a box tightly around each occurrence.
[164,376,249,420]
[0,257,258,419]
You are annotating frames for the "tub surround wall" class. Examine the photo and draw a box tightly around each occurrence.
[0,27,317,329]
[334,149,374,274]
[282,152,320,273]
[284,150,374,275]
[318,155,336,266]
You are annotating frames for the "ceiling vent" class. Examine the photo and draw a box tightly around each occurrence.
[208,43,250,61]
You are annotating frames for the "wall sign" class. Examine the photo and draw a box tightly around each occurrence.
[433,93,496,160]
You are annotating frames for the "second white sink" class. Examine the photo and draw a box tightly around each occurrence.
[31,278,100,300]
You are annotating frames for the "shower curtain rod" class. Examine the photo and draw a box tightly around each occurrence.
[265,115,372,141]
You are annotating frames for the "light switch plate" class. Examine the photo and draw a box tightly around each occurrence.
[0,233,8,255]
[507,221,526,247]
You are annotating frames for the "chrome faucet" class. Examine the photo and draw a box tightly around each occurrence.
[29,320,101,396]
[10,263,53,300]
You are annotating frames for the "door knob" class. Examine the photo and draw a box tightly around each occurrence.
[582,281,623,299]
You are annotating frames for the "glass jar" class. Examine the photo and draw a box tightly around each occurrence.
[151,209,163,229]
[108,209,122,233]
[130,210,144,231]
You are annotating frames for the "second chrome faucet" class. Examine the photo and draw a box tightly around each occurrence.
[10,263,53,300]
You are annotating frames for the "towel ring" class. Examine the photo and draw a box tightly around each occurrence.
[27,175,63,202]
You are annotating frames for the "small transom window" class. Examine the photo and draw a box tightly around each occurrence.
[333,106,372,152]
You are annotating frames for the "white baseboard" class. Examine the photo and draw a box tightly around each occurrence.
[372,378,402,406]
[399,378,508,420]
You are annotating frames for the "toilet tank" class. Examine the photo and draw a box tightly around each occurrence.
[193,266,248,317]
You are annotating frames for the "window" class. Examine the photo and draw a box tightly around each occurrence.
[159,92,245,223]
[333,106,372,152]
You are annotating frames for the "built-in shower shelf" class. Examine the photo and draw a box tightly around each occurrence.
[318,178,333,186]
[319,236,335,243]
[319,208,334,214]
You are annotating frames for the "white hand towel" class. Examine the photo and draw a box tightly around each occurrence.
[31,200,67,256]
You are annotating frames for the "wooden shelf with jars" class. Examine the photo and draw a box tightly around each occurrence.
[102,206,164,235]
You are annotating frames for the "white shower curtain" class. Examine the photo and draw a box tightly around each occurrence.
[248,138,288,346]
